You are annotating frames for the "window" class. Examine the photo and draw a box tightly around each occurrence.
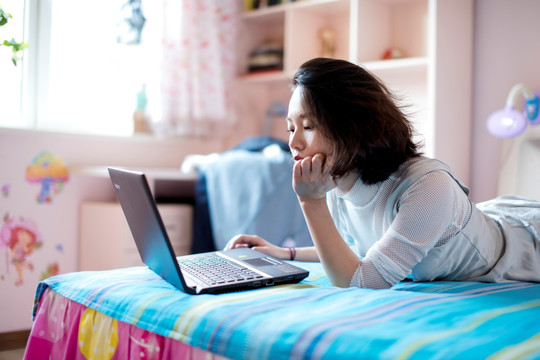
[0,0,162,136]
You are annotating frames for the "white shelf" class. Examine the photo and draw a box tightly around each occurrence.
[239,57,428,84]
[237,0,473,183]
[239,70,288,84]
[363,57,428,73]
[69,165,197,202]
[242,0,349,19]
[68,165,196,181]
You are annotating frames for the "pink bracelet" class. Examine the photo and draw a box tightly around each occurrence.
[284,246,296,261]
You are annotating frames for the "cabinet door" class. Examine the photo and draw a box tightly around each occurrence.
[80,202,193,271]
[157,204,193,256]
[79,202,129,271]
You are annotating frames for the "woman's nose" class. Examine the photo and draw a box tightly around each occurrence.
[289,130,304,151]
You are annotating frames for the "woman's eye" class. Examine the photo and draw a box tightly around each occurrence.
[287,128,295,133]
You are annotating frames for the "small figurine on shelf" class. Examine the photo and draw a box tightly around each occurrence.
[319,28,336,58]
[381,47,405,60]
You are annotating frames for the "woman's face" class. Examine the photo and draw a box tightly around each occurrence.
[287,87,334,165]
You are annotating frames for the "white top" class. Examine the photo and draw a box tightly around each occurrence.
[326,156,540,289]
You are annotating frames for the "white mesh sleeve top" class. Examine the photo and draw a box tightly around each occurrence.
[326,156,540,289]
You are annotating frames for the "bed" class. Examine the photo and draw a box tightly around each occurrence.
[24,261,540,359]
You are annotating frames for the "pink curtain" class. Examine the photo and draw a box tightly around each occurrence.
[152,0,240,137]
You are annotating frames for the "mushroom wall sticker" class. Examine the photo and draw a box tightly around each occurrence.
[25,151,69,204]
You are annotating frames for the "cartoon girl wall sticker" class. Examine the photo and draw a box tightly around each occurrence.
[1,214,43,286]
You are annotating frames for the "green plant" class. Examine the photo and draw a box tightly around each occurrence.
[0,5,27,66]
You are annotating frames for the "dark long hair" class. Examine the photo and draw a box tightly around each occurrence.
[291,58,421,184]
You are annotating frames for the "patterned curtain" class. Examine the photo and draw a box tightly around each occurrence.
[151,0,240,137]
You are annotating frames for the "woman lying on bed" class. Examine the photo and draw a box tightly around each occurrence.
[226,57,540,289]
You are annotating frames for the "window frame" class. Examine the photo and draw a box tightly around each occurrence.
[11,0,163,138]
[22,0,53,129]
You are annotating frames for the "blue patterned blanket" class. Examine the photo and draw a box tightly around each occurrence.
[33,262,540,359]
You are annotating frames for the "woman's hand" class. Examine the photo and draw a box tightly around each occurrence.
[293,153,337,202]
[225,234,289,260]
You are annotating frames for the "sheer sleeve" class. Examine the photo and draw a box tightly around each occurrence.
[349,171,470,288]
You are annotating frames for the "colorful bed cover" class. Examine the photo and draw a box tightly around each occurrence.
[30,262,540,359]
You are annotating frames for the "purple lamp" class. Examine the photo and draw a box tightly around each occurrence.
[487,84,540,138]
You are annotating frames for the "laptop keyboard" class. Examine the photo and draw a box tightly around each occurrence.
[180,254,264,286]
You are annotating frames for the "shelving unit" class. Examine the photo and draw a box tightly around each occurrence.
[237,0,473,184]
[239,0,426,78]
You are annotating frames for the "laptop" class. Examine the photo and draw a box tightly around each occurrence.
[108,167,309,295]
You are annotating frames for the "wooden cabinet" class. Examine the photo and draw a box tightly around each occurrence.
[237,0,473,183]
[79,202,193,271]
[77,167,197,271]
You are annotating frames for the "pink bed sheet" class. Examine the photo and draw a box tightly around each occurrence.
[24,288,229,360]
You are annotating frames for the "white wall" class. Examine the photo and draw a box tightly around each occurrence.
[471,0,540,202]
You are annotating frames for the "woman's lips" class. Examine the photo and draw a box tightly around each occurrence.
[294,156,303,161]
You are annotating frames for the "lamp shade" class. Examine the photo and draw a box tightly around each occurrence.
[486,105,527,138]
[486,84,540,138]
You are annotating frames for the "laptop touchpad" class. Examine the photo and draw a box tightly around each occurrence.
[243,257,279,267]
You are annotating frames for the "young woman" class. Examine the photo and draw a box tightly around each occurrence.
[226,57,540,289]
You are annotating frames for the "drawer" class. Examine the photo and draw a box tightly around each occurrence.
[80,201,193,271]
[123,204,193,252]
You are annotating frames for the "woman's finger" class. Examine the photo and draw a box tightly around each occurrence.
[225,235,247,250]
[300,156,312,176]
[311,154,325,175]
[225,234,264,250]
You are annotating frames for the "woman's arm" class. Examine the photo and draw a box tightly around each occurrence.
[225,234,320,262]
[293,154,361,287]
[299,198,360,287]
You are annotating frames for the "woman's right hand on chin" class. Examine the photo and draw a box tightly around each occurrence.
[293,154,337,202]
[225,234,288,260]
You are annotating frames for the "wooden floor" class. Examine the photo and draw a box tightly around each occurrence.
[0,330,30,360]
[0,348,25,360]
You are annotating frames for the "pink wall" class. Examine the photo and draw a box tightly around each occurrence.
[0,129,228,332]
[470,0,540,202]
[2,0,540,333]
